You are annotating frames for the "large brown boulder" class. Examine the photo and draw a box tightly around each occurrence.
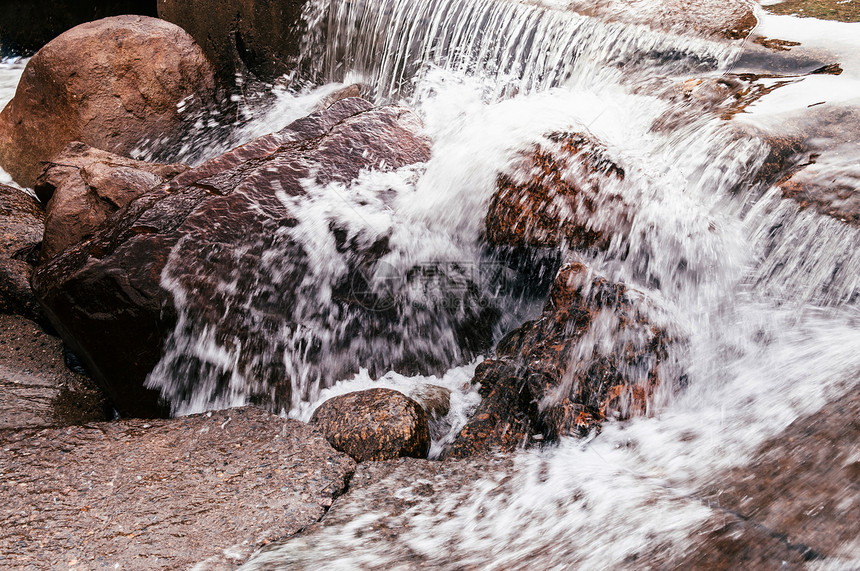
[31,98,476,418]
[310,388,431,462]
[35,142,188,263]
[158,0,309,82]
[443,260,678,458]
[0,15,218,188]
[0,183,44,322]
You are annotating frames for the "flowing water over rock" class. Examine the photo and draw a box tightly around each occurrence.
[7,0,860,565]
[189,0,860,567]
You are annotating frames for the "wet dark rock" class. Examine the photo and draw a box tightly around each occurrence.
[310,388,431,462]
[407,384,451,419]
[444,260,676,458]
[31,98,435,418]
[0,1,158,57]
[0,15,218,187]
[158,0,310,83]
[0,183,44,322]
[35,142,189,263]
[485,132,626,252]
[0,406,356,570]
[0,314,107,431]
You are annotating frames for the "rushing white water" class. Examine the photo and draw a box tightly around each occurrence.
[1,0,850,566]
[207,0,860,568]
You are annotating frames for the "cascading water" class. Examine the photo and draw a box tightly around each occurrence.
[129,0,859,566]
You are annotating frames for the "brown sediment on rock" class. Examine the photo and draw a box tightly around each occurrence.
[444,261,676,458]
[0,406,356,570]
[486,132,626,251]
[310,388,431,462]
[754,37,802,51]
[764,0,860,22]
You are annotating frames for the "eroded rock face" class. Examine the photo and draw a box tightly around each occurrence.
[35,142,188,263]
[32,98,436,418]
[158,0,310,82]
[0,407,356,570]
[310,388,431,462]
[486,132,627,251]
[0,184,44,322]
[0,15,218,187]
[444,261,676,458]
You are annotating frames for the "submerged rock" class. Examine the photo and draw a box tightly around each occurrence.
[310,388,431,462]
[444,261,678,458]
[0,184,44,322]
[407,384,452,419]
[35,142,188,263]
[32,98,441,418]
[0,407,356,570]
[486,132,627,251]
[0,15,218,187]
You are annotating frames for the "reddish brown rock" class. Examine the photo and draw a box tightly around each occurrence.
[444,261,676,458]
[0,15,218,187]
[31,98,437,418]
[35,142,188,262]
[0,183,44,322]
[0,407,356,570]
[486,132,626,251]
[310,388,431,462]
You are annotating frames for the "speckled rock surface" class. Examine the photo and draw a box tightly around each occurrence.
[0,314,106,431]
[0,406,356,570]
[310,388,431,462]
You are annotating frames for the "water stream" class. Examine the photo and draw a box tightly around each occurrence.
[3,0,859,566]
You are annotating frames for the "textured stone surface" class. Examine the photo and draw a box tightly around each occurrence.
[0,314,106,432]
[0,183,44,322]
[310,388,431,462]
[32,98,433,418]
[486,132,626,251]
[444,260,677,458]
[0,15,217,187]
[35,142,188,262]
[158,0,309,82]
[0,407,356,570]
[241,456,516,570]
